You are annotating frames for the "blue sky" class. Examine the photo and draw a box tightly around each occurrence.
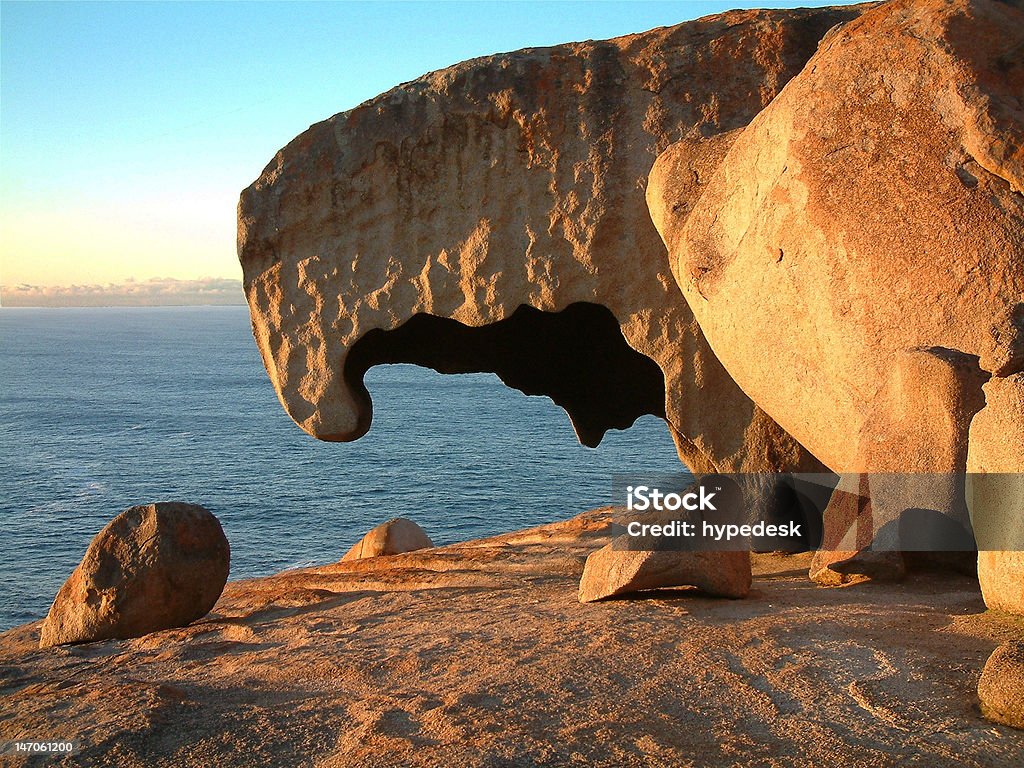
[1,0,858,289]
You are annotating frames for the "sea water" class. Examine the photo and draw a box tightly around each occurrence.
[0,306,686,630]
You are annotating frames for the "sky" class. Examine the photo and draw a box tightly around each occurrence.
[1,0,858,304]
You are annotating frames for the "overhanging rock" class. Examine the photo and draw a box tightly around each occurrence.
[237,5,865,473]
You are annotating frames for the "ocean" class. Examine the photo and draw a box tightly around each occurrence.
[0,306,685,630]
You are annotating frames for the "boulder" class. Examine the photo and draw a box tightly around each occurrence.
[236,5,866,475]
[579,546,751,602]
[807,473,907,585]
[808,550,907,587]
[39,502,230,648]
[342,518,434,561]
[978,640,1024,730]
[976,552,1024,613]
[647,0,1023,566]
[967,373,1024,614]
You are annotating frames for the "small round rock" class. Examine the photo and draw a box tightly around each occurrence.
[39,502,230,648]
[342,517,434,561]
[978,640,1024,730]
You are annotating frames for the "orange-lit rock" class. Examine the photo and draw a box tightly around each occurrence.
[648,0,1024,592]
[40,502,230,648]
[342,518,434,561]
[236,6,866,474]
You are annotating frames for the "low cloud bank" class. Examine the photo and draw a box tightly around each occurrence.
[1,277,246,307]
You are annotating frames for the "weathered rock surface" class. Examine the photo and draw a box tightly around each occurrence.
[341,517,434,561]
[978,639,1024,729]
[977,551,1024,614]
[806,473,909,585]
[236,6,869,474]
[647,0,1024,590]
[968,373,1024,614]
[648,0,1023,474]
[3,510,1021,766]
[578,545,751,601]
[39,502,230,648]
[809,549,907,587]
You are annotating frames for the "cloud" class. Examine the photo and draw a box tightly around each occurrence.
[0,277,246,307]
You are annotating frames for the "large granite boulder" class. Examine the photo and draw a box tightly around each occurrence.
[647,0,1023,593]
[342,518,434,561]
[236,6,866,475]
[39,503,230,648]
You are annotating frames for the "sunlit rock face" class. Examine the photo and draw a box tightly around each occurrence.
[237,5,865,474]
[40,503,229,648]
[649,0,1023,476]
[647,0,1024,598]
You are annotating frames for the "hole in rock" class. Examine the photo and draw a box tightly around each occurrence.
[344,302,667,447]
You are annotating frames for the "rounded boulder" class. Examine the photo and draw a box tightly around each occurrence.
[978,640,1024,730]
[39,502,230,648]
[342,518,434,561]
